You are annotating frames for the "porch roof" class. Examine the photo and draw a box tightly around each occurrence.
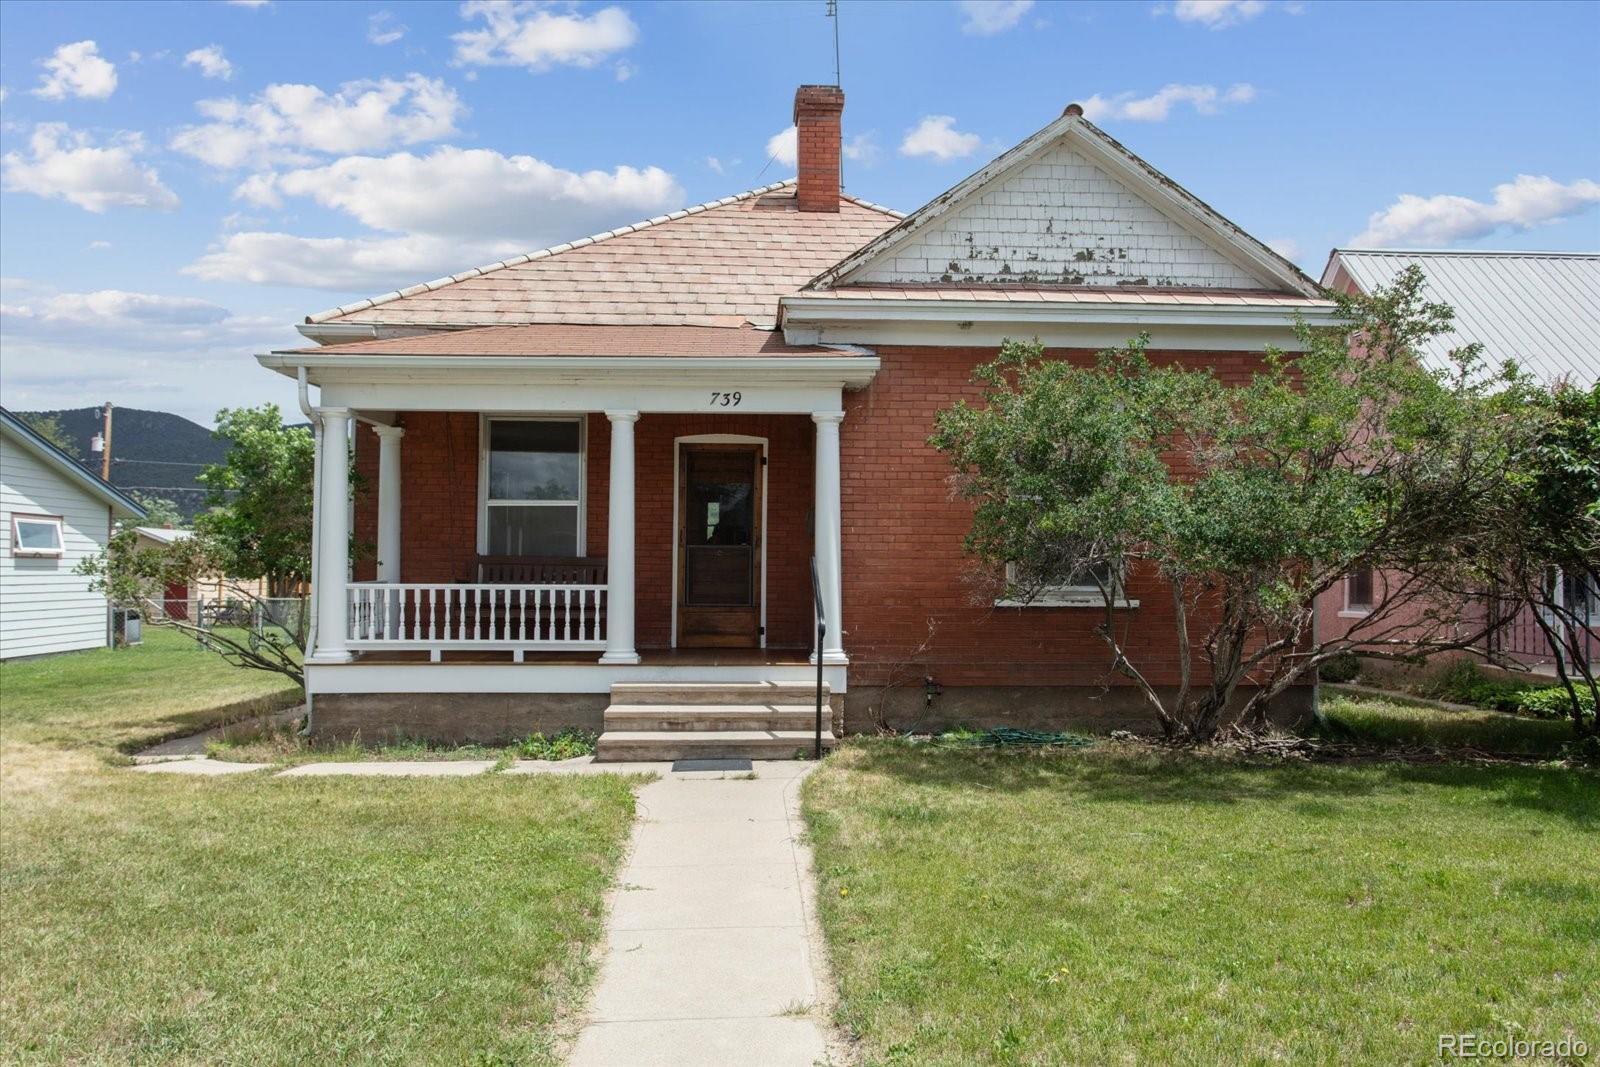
[282,323,863,359]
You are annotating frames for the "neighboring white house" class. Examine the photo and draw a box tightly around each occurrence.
[1,407,145,660]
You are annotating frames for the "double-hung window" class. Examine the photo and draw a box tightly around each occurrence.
[482,418,584,556]
[1001,559,1133,607]
[11,514,65,557]
[1344,565,1375,615]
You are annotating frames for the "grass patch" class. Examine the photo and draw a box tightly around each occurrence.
[1,622,643,1063]
[0,627,300,757]
[1,766,636,1065]
[804,741,1599,1065]
[208,726,599,766]
[1320,693,1576,758]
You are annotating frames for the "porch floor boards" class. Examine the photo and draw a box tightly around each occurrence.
[346,647,816,667]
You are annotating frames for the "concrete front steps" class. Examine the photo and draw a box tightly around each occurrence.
[595,682,837,762]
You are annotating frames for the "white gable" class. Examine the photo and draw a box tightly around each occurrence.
[851,136,1270,289]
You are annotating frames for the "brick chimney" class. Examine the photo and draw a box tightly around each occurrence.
[793,84,844,212]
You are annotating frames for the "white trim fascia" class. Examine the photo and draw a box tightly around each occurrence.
[257,353,881,388]
[781,296,1340,351]
[297,322,462,345]
[305,660,849,695]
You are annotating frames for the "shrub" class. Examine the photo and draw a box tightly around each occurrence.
[1422,660,1524,711]
[1318,653,1361,684]
[1517,686,1598,722]
[516,728,597,761]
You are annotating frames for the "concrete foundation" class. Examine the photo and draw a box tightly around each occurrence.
[310,692,609,744]
[309,685,1313,744]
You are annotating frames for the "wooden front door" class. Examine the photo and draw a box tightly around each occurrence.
[677,444,762,647]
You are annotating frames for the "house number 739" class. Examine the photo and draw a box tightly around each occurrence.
[709,391,742,407]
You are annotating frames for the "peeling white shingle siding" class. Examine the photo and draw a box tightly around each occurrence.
[0,437,113,659]
[853,137,1268,289]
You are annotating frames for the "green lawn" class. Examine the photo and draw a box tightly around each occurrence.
[1,627,301,756]
[804,741,1600,1066]
[1320,691,1577,758]
[0,628,640,1065]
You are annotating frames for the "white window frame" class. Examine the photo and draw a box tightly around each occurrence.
[998,560,1139,609]
[476,415,587,556]
[1340,565,1375,618]
[11,513,65,558]
[1545,567,1599,627]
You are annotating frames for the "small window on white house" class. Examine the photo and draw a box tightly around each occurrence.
[484,418,583,556]
[1002,559,1128,607]
[11,514,65,557]
[1345,565,1375,613]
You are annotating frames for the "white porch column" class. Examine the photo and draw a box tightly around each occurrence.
[813,410,847,663]
[372,424,404,640]
[600,410,640,664]
[311,407,352,663]
[372,425,404,582]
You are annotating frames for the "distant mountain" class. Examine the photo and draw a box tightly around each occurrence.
[19,407,226,520]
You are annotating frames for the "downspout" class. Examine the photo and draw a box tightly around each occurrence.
[299,367,323,734]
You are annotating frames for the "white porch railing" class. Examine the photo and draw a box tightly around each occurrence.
[347,582,607,658]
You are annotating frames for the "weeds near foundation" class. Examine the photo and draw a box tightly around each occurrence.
[515,729,598,761]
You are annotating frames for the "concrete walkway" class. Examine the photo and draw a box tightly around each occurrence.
[568,762,839,1067]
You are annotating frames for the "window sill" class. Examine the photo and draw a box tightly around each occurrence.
[1338,609,1372,619]
[13,549,64,558]
[997,597,1140,609]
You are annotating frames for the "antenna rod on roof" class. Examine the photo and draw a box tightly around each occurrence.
[827,0,840,88]
[827,0,842,190]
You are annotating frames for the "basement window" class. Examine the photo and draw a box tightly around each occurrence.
[482,418,584,556]
[11,514,65,557]
[1341,565,1375,617]
[999,560,1138,608]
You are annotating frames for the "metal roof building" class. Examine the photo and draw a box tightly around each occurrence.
[1322,249,1600,387]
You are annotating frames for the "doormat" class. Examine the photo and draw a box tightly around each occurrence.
[671,758,754,773]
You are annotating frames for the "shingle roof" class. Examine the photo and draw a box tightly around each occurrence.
[1323,250,1600,387]
[287,324,858,358]
[307,180,903,330]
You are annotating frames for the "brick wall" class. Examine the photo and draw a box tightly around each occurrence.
[839,345,1270,689]
[353,412,815,650]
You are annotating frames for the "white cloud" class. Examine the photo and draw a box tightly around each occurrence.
[766,126,797,168]
[194,145,684,290]
[959,0,1034,35]
[1163,0,1268,28]
[170,74,463,169]
[1351,174,1600,247]
[0,281,298,423]
[32,40,118,101]
[844,131,881,166]
[1080,83,1255,121]
[899,115,981,161]
[183,231,513,291]
[88,239,112,250]
[368,11,407,46]
[453,1,639,72]
[705,156,724,174]
[2,124,178,212]
[1265,237,1301,261]
[613,60,636,82]
[183,44,234,80]
[230,146,683,241]
[225,0,272,6]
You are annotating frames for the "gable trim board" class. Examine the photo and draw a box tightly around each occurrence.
[809,108,1320,299]
[0,409,147,518]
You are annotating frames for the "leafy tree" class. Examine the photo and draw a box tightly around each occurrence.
[195,405,315,598]
[21,413,82,460]
[77,527,306,687]
[931,267,1533,742]
[1459,382,1600,751]
[127,491,183,530]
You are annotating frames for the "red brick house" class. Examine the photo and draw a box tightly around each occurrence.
[258,86,1338,755]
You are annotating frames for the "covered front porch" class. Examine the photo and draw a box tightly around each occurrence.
[269,342,874,700]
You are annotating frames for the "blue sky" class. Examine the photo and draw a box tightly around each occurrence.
[2,0,1597,423]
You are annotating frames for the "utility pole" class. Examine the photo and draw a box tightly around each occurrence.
[99,402,113,481]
